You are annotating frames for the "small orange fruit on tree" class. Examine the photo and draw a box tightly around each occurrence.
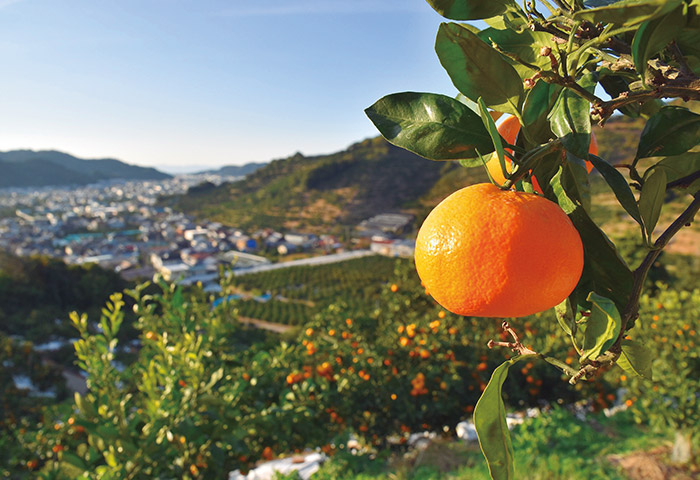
[485,115,598,190]
[415,183,583,318]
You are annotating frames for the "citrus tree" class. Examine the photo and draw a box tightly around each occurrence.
[366,0,700,478]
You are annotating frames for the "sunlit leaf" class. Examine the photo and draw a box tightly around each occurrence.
[436,23,524,115]
[573,0,682,27]
[639,167,667,238]
[554,298,573,336]
[649,152,700,192]
[477,97,507,180]
[474,355,528,480]
[636,107,700,160]
[632,5,685,74]
[522,80,560,142]
[563,153,592,214]
[584,0,624,6]
[580,292,622,362]
[426,0,515,20]
[477,27,553,79]
[617,340,653,379]
[548,79,593,159]
[365,92,494,160]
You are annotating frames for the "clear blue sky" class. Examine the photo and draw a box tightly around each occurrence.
[0,0,457,173]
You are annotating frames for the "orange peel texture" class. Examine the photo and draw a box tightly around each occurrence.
[415,183,584,318]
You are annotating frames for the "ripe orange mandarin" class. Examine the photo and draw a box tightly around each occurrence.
[415,183,583,318]
[486,115,598,189]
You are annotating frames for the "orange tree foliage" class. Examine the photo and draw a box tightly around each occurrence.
[5,263,619,479]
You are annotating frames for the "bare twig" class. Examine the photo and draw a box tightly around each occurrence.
[539,70,605,104]
[487,321,580,377]
[487,321,538,355]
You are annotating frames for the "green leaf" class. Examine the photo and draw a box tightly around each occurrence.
[477,97,507,179]
[548,86,592,159]
[650,151,700,189]
[522,81,560,142]
[580,292,622,362]
[563,153,592,214]
[689,176,700,193]
[554,299,573,336]
[474,355,527,480]
[365,92,494,160]
[96,424,120,440]
[676,28,700,59]
[426,0,515,20]
[477,28,552,67]
[61,452,87,470]
[455,93,480,113]
[632,6,685,75]
[550,168,634,311]
[639,167,667,237]
[573,0,682,27]
[587,154,643,226]
[636,107,700,160]
[460,157,486,168]
[477,27,553,80]
[617,340,653,379]
[436,23,524,115]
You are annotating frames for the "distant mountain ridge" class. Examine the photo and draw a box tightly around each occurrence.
[199,162,267,177]
[0,150,171,188]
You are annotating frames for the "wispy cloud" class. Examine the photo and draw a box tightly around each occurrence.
[217,0,424,17]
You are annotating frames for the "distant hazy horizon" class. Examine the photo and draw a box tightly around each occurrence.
[0,1,456,171]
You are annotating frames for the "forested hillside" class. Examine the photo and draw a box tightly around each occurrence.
[162,136,488,232]
[163,115,647,232]
[0,251,130,342]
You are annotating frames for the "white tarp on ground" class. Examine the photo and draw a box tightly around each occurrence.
[228,404,628,480]
[229,452,326,480]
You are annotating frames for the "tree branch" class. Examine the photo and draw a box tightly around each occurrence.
[540,71,604,104]
[667,170,700,190]
[593,80,700,125]
[613,193,700,347]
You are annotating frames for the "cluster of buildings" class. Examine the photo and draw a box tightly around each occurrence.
[0,177,417,293]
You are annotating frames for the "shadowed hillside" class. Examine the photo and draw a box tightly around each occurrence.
[0,150,171,188]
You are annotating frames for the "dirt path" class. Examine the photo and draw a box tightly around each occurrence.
[608,445,697,480]
[238,316,295,333]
